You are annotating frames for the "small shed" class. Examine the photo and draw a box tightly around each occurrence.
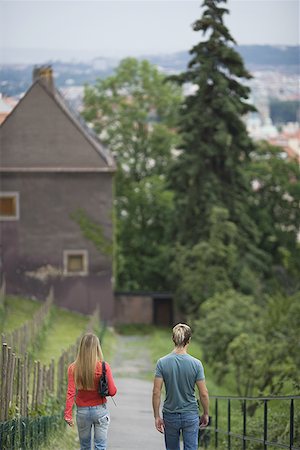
[115,292,174,326]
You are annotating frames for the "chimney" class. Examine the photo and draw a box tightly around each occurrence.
[32,65,54,92]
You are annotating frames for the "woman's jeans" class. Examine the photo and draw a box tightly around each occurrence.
[163,411,199,450]
[76,404,110,450]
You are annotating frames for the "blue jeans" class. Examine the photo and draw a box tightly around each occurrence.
[76,404,110,450]
[163,411,199,450]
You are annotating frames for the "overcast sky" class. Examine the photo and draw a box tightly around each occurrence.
[0,0,299,59]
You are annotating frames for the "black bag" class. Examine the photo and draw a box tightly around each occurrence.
[98,361,109,397]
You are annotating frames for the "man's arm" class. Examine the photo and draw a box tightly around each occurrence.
[152,376,165,433]
[196,379,209,427]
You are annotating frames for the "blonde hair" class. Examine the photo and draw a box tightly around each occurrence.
[73,333,103,390]
[172,323,192,347]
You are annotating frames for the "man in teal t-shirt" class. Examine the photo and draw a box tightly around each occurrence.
[152,323,209,450]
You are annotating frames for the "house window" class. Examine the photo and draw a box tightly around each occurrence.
[0,192,19,220]
[63,250,88,276]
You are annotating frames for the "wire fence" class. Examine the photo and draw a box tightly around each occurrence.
[0,412,64,450]
[0,308,104,449]
[0,288,100,422]
[1,287,54,356]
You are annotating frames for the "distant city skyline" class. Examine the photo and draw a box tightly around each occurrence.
[0,0,299,63]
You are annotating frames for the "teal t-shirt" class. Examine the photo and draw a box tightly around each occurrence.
[155,353,205,414]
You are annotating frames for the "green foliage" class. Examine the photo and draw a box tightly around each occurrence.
[172,208,237,314]
[1,296,41,333]
[98,325,117,363]
[40,420,77,450]
[165,0,271,320]
[171,207,263,314]
[1,413,66,450]
[167,7,299,405]
[195,289,300,398]
[168,0,258,248]
[71,208,113,256]
[83,57,182,290]
[115,324,157,336]
[116,175,175,290]
[246,141,300,290]
[196,289,260,384]
[34,305,88,364]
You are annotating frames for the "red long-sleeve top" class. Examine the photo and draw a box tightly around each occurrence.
[64,361,117,421]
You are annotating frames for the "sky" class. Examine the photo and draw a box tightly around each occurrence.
[0,0,299,61]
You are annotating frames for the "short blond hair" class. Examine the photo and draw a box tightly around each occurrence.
[172,323,192,347]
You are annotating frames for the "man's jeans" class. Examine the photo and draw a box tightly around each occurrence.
[163,411,199,450]
[76,404,110,450]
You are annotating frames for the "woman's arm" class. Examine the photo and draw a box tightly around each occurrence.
[64,364,76,425]
[105,362,117,396]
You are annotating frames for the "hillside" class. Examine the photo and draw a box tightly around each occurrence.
[1,295,89,360]
[0,45,299,97]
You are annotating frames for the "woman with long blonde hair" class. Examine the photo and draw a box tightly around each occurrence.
[64,333,117,450]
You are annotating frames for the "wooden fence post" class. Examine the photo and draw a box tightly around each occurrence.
[15,356,21,416]
[23,353,28,416]
[51,358,55,394]
[32,361,37,410]
[3,285,54,357]
[0,343,8,421]
[7,351,16,415]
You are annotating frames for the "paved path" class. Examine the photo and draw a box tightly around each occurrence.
[108,378,165,449]
[108,335,165,449]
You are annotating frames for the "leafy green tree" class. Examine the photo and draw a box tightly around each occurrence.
[171,207,239,314]
[117,176,175,291]
[195,289,260,383]
[83,58,182,290]
[228,293,300,400]
[168,0,267,277]
[247,142,300,290]
[196,289,300,398]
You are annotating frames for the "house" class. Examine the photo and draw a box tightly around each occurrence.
[0,66,116,320]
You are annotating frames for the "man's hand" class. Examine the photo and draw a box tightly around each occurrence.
[200,413,209,429]
[152,376,164,433]
[65,418,74,427]
[155,416,165,433]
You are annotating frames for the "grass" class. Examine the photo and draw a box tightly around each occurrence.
[115,323,157,335]
[1,295,41,332]
[100,326,117,363]
[40,423,79,450]
[33,305,89,364]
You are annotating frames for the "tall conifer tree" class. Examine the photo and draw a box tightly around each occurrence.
[169,0,265,271]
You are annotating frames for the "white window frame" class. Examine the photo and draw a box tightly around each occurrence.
[63,250,88,276]
[0,192,20,221]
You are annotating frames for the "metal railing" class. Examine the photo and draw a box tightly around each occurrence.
[202,395,300,450]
